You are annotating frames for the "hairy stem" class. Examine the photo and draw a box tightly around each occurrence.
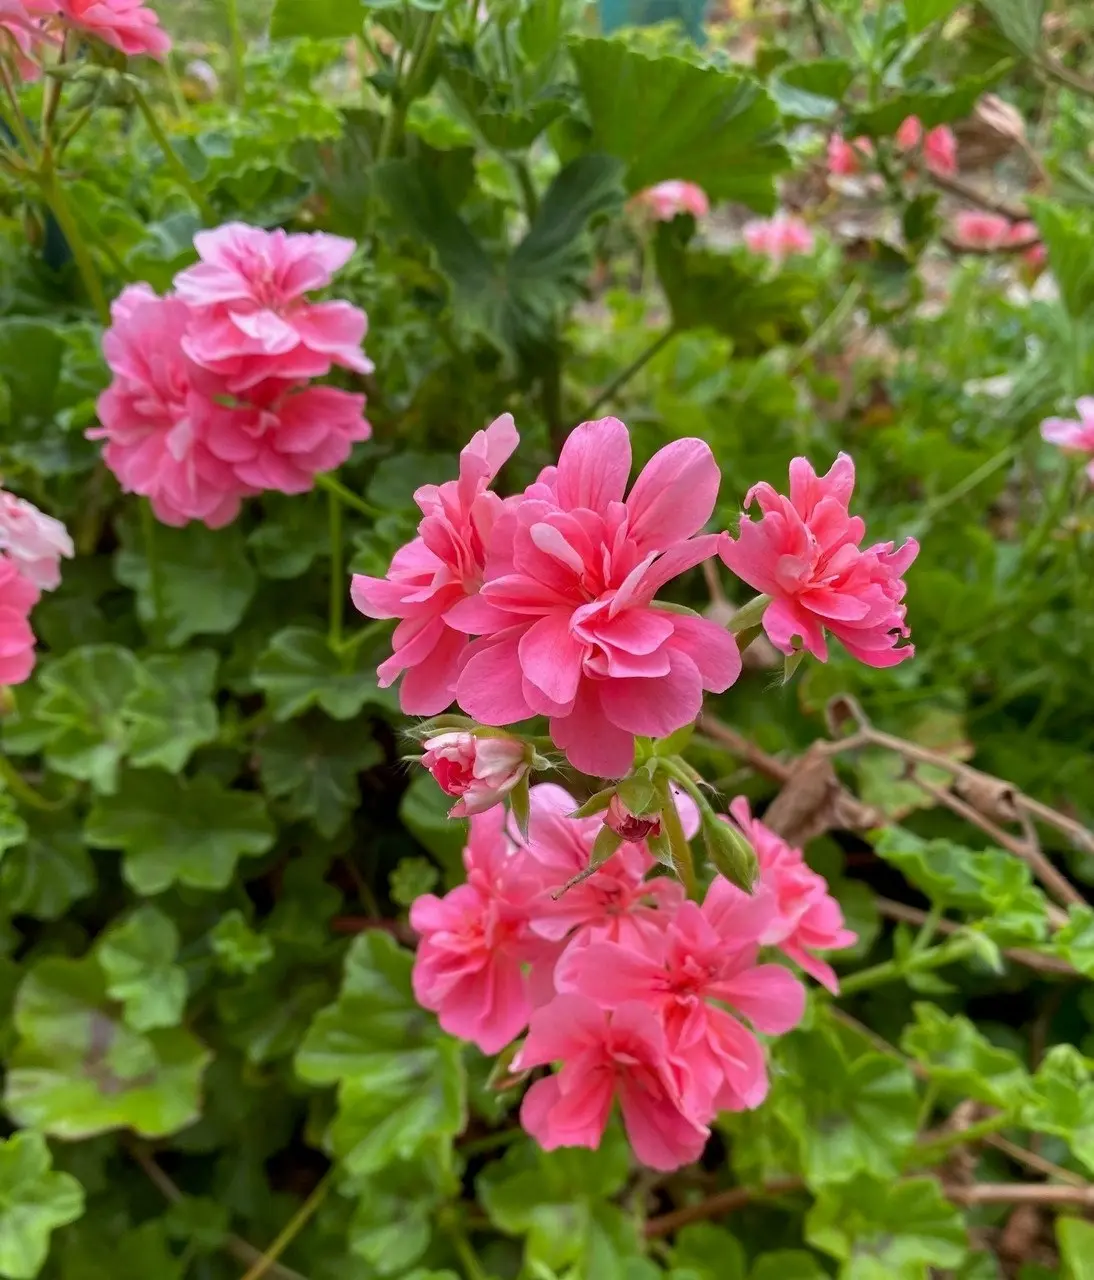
[133,89,215,220]
[242,1172,333,1280]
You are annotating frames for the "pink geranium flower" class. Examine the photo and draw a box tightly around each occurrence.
[727,797,856,992]
[175,224,371,393]
[1008,220,1046,270]
[517,783,687,951]
[952,210,1011,249]
[514,994,709,1171]
[92,284,250,529]
[0,553,39,687]
[742,212,814,262]
[422,731,530,818]
[453,417,741,778]
[720,453,919,668]
[195,382,370,495]
[0,0,56,78]
[827,134,873,178]
[56,0,170,57]
[1041,398,1094,483]
[557,879,805,1116]
[896,116,958,177]
[0,491,73,591]
[635,181,710,222]
[410,805,552,1053]
[351,414,519,715]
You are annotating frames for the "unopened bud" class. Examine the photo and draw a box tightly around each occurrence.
[421,731,530,818]
[702,815,758,892]
[605,794,662,844]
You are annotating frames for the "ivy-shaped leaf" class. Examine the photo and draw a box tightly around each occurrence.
[254,627,395,721]
[123,651,219,773]
[295,932,467,1178]
[257,718,382,837]
[0,813,95,922]
[806,1175,967,1279]
[900,1004,1030,1108]
[0,1131,85,1280]
[209,911,274,977]
[98,906,188,1032]
[1024,1045,1094,1174]
[4,956,210,1139]
[86,771,275,895]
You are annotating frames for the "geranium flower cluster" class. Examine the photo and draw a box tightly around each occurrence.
[634,181,710,222]
[355,418,918,774]
[951,211,1046,269]
[742,212,815,262]
[91,223,371,528]
[0,0,169,76]
[411,782,855,1170]
[828,116,958,180]
[0,489,72,686]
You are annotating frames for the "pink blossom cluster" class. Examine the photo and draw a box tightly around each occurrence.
[827,133,874,178]
[742,212,815,262]
[634,181,710,222]
[91,223,371,528]
[0,0,168,75]
[0,489,72,686]
[951,211,1046,268]
[411,783,855,1169]
[827,117,957,181]
[1041,398,1094,483]
[356,422,918,775]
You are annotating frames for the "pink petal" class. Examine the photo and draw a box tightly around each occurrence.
[625,438,720,550]
[554,417,632,512]
[668,614,742,693]
[549,683,636,777]
[456,629,535,724]
[598,650,703,737]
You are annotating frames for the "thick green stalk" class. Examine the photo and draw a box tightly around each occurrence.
[241,1172,333,1280]
[133,90,216,220]
[314,471,382,519]
[225,0,247,108]
[140,499,167,641]
[38,167,110,323]
[836,936,975,997]
[654,770,697,899]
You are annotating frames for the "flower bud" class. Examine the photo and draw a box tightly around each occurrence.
[421,732,530,818]
[605,794,662,844]
[702,815,759,893]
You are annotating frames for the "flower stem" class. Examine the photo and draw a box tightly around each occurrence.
[585,326,677,418]
[225,0,247,107]
[328,487,344,651]
[132,89,216,221]
[654,770,698,899]
[314,470,382,519]
[913,1112,1013,1165]
[38,166,110,324]
[836,936,975,997]
[0,753,56,811]
[241,1172,333,1280]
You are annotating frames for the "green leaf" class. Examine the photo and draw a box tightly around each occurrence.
[806,1175,967,1278]
[1029,198,1094,320]
[670,1224,746,1280]
[23,646,143,793]
[1024,1046,1094,1174]
[98,906,188,1032]
[770,60,855,121]
[849,66,1010,137]
[0,813,94,922]
[254,627,394,721]
[399,773,467,872]
[5,956,210,1139]
[270,0,365,39]
[904,0,960,31]
[86,770,275,895]
[0,797,27,858]
[247,494,330,579]
[257,718,381,837]
[1059,1216,1094,1280]
[123,651,219,773]
[295,932,466,1176]
[570,36,787,209]
[348,1164,450,1274]
[655,222,817,352]
[749,1252,829,1280]
[0,1131,84,1280]
[900,1004,1030,1108]
[209,910,274,976]
[389,856,439,907]
[979,0,1043,54]
[1052,905,1094,977]
[115,522,257,647]
[774,1023,920,1186]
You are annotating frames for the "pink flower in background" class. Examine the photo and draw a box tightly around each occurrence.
[57,0,170,57]
[952,210,1011,249]
[195,383,370,495]
[92,284,250,529]
[175,224,371,392]
[896,116,958,177]
[827,134,872,177]
[742,213,814,262]
[0,554,39,687]
[727,797,856,992]
[0,0,55,79]
[410,805,551,1053]
[557,880,805,1116]
[351,414,519,715]
[454,417,741,778]
[514,995,709,1171]
[1008,220,1047,270]
[720,453,919,668]
[422,732,530,818]
[1041,398,1094,483]
[0,491,73,591]
[518,783,687,951]
[636,181,710,222]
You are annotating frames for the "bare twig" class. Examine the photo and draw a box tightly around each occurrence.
[697,716,792,783]
[926,170,1029,220]
[127,1143,312,1280]
[874,898,1077,976]
[946,1182,1094,1207]
[643,1177,804,1238]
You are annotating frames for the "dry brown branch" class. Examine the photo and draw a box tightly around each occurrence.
[926,170,1029,219]
[947,1182,1094,1207]
[696,715,793,784]
[643,1177,804,1238]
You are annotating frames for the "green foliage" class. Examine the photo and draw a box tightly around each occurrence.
[0,1133,84,1280]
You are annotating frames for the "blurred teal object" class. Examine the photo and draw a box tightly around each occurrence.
[598,0,708,40]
